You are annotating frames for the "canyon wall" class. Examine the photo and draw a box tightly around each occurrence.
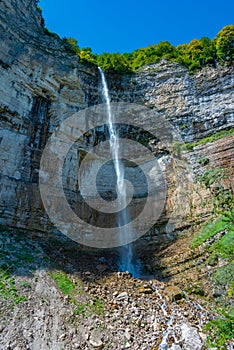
[0,0,233,243]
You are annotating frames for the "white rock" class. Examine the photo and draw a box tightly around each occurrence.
[89,338,104,349]
[124,328,131,341]
[117,292,128,300]
[181,323,203,350]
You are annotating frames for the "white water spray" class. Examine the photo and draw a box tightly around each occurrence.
[98,67,137,275]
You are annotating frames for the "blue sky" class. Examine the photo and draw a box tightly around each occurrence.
[39,0,234,54]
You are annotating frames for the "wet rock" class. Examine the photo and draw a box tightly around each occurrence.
[181,323,204,350]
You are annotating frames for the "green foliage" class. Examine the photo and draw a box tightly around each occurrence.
[79,47,97,64]
[216,25,234,62]
[213,262,234,285]
[73,298,104,317]
[191,216,229,248]
[204,307,234,349]
[131,41,176,70]
[192,209,234,348]
[193,128,234,148]
[74,303,86,316]
[213,229,234,257]
[97,52,132,74]
[197,157,209,166]
[90,298,104,316]
[63,37,80,55]
[176,37,216,71]
[0,268,27,304]
[44,27,60,39]
[81,26,232,72]
[36,5,42,13]
[50,271,75,295]
[192,209,234,287]
[184,128,234,151]
[197,168,225,187]
[39,21,234,73]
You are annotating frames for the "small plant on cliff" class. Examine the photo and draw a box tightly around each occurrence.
[44,27,60,39]
[197,168,225,187]
[63,37,80,55]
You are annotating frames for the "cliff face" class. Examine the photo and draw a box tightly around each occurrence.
[0,0,99,231]
[131,61,234,142]
[0,0,233,241]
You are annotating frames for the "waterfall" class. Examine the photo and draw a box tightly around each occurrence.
[98,67,139,276]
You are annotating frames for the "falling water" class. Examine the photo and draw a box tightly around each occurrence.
[98,67,138,276]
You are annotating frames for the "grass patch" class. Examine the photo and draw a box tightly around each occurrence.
[183,128,234,151]
[73,298,104,318]
[50,271,103,317]
[193,209,234,348]
[50,271,75,295]
[0,268,27,304]
[74,303,86,316]
[192,209,234,285]
[191,216,228,248]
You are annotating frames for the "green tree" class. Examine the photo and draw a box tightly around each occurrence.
[64,37,80,55]
[216,25,234,62]
[199,37,216,66]
[79,47,97,64]
[153,41,176,60]
[97,52,132,74]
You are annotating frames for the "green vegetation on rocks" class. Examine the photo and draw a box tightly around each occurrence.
[204,307,234,349]
[59,25,234,74]
[50,271,75,295]
[183,128,234,151]
[192,208,234,348]
[0,268,27,304]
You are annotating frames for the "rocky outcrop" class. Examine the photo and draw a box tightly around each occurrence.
[0,0,233,241]
[125,60,234,142]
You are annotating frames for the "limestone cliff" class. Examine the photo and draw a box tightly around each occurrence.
[0,0,98,231]
[0,0,233,241]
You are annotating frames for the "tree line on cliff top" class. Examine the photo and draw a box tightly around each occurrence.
[42,18,234,74]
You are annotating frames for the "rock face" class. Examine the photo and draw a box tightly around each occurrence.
[0,0,98,231]
[0,0,233,241]
[129,61,234,142]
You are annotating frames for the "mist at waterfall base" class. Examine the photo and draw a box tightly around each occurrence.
[98,67,141,277]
